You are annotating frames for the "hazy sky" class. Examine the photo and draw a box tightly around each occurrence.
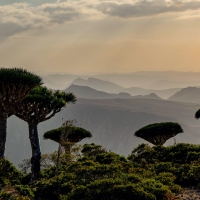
[0,0,200,74]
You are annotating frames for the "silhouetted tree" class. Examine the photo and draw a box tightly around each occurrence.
[14,86,76,181]
[43,122,92,153]
[44,120,91,176]
[0,68,42,157]
[195,109,200,119]
[135,122,183,146]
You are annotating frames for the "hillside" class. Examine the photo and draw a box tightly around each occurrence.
[65,84,162,100]
[71,77,124,93]
[124,87,180,99]
[65,84,132,99]
[5,98,200,166]
[168,87,200,104]
[132,93,162,100]
[71,77,180,99]
[42,77,67,90]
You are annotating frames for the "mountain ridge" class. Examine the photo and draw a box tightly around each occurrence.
[66,84,162,100]
[168,87,200,104]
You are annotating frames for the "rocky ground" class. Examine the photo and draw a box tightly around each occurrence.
[175,188,200,200]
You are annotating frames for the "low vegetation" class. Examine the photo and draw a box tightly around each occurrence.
[1,143,200,199]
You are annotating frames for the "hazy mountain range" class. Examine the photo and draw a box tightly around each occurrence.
[43,71,200,90]
[66,83,200,104]
[70,78,180,99]
[66,84,162,100]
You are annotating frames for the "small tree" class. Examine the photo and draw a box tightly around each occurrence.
[14,86,76,181]
[44,120,92,175]
[43,121,92,153]
[0,68,42,157]
[135,122,183,146]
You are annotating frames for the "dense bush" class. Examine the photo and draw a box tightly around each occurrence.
[2,143,200,199]
[128,143,200,187]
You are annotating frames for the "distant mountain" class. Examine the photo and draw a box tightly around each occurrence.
[71,77,180,99]
[45,71,200,90]
[66,84,132,99]
[168,87,200,104]
[124,87,180,99]
[66,85,162,100]
[6,98,200,166]
[45,74,89,89]
[134,93,162,100]
[72,77,124,93]
[42,77,66,90]
[147,80,200,90]
[94,71,200,88]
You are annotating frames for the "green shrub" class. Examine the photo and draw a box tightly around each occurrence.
[14,185,34,197]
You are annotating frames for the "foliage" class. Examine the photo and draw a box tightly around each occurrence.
[14,185,34,197]
[0,158,23,186]
[135,122,183,145]
[18,145,83,173]
[0,68,42,112]
[0,68,42,86]
[32,143,177,200]
[81,143,106,157]
[43,127,92,144]
[3,143,200,199]
[129,143,200,187]
[0,158,32,199]
[195,109,200,119]
[15,86,76,123]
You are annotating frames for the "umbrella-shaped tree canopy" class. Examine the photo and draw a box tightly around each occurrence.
[15,86,76,123]
[135,122,183,146]
[0,68,42,112]
[43,127,92,144]
[195,109,200,119]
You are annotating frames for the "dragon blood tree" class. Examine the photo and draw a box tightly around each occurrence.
[195,109,200,119]
[14,86,76,181]
[135,122,183,146]
[43,122,92,153]
[0,68,42,157]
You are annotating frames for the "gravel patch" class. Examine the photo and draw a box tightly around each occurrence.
[176,188,200,200]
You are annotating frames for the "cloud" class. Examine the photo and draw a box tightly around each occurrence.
[40,3,83,23]
[0,3,46,41]
[0,2,86,40]
[96,0,200,18]
[0,22,31,40]
[1,0,200,41]
[0,0,62,6]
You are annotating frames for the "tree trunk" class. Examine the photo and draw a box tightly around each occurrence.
[64,143,71,154]
[0,112,8,157]
[28,122,41,181]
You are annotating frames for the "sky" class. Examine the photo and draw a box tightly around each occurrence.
[0,0,200,74]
